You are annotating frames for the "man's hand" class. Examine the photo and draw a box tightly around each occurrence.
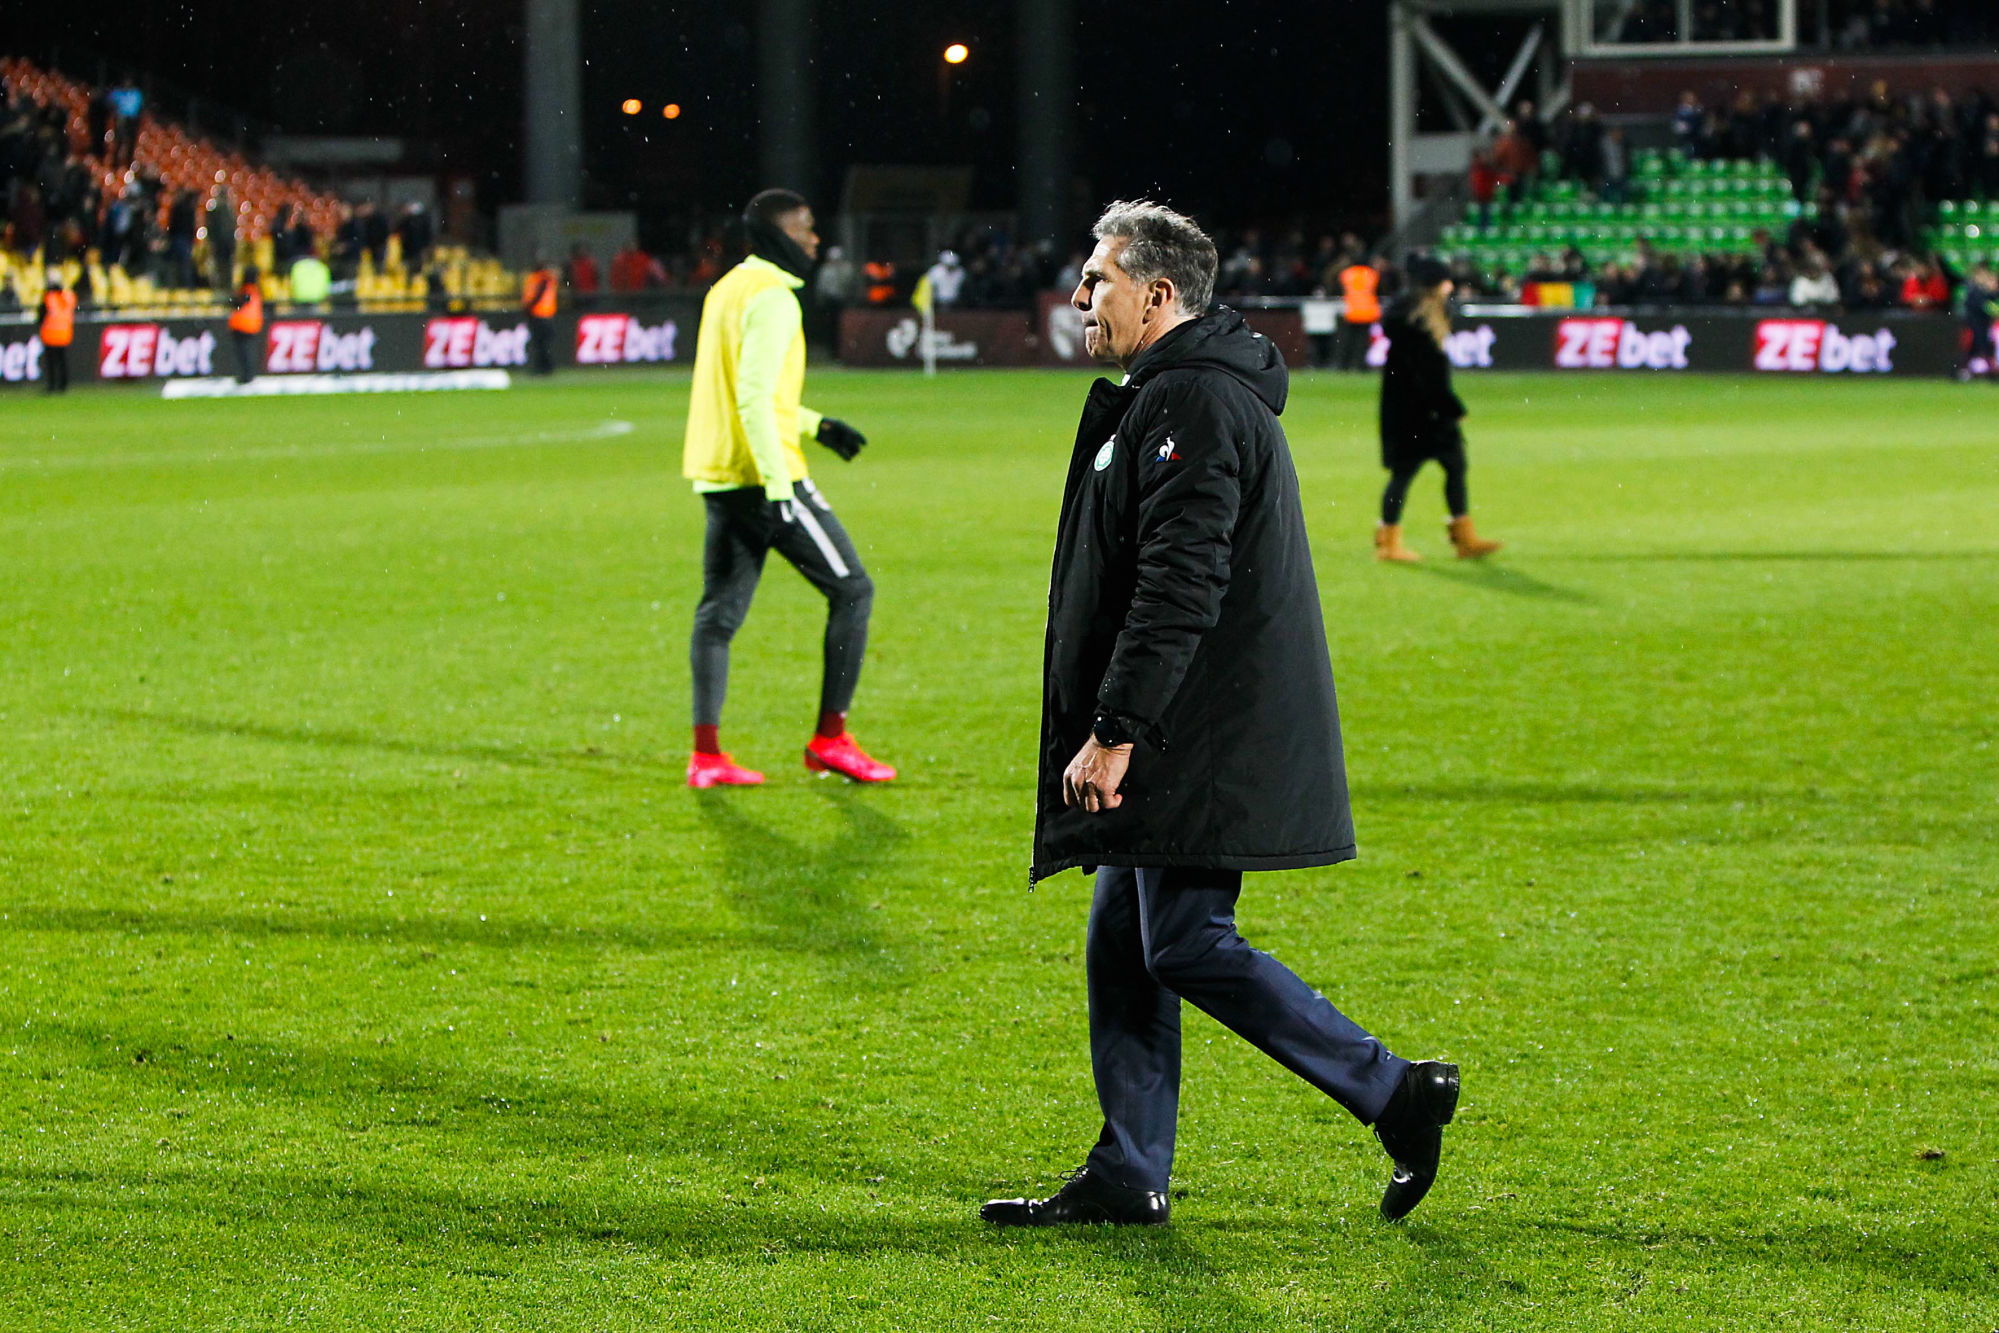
[816,417,867,461]
[1063,737,1133,814]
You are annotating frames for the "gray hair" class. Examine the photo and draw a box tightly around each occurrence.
[1091,199,1217,316]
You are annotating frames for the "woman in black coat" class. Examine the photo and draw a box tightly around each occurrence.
[1374,257,1501,561]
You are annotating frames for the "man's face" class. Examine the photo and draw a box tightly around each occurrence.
[779,207,820,263]
[1072,238,1161,366]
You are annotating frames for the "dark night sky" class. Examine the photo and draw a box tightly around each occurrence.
[9,3,1539,240]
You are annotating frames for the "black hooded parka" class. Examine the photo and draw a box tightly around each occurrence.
[1032,307,1356,884]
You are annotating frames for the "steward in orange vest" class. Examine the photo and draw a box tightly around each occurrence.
[1335,259,1381,371]
[523,261,559,375]
[228,266,265,385]
[39,280,76,394]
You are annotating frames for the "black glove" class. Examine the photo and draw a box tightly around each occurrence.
[816,417,867,461]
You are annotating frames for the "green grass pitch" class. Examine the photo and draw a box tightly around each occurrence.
[2,367,1995,1329]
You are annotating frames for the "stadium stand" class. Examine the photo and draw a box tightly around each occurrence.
[1,56,520,314]
[1435,82,1999,309]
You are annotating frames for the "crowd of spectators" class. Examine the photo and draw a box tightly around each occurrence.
[4,61,446,302]
[1445,83,1999,312]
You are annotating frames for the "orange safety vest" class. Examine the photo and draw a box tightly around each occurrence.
[39,290,76,347]
[525,269,559,318]
[228,284,264,335]
[863,261,896,306]
[1339,264,1380,324]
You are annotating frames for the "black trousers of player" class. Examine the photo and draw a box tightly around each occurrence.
[1334,320,1373,371]
[691,481,873,728]
[1083,865,1408,1193]
[527,316,554,375]
[1381,439,1470,524]
[42,344,69,394]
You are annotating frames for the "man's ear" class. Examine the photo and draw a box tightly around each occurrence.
[1149,279,1176,315]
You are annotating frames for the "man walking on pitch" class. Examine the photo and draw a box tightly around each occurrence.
[981,201,1458,1228]
[681,189,893,789]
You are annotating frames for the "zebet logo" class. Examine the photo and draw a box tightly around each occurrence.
[1754,320,1897,374]
[1554,318,1692,370]
[98,324,217,379]
[574,314,679,365]
[265,321,378,374]
[1,336,44,383]
[1365,323,1498,370]
[424,317,529,368]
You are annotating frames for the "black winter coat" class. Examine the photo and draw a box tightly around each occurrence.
[1378,298,1467,470]
[1032,309,1356,883]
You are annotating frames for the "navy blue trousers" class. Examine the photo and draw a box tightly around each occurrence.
[1083,864,1408,1192]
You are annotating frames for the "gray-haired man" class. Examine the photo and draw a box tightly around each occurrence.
[981,201,1461,1228]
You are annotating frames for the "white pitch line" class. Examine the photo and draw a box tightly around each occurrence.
[0,419,639,474]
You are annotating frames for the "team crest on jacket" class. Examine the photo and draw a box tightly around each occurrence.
[1094,437,1116,471]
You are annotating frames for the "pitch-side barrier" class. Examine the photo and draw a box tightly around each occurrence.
[0,298,704,391]
[838,295,1986,378]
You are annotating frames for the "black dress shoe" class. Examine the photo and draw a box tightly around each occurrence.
[980,1167,1170,1227]
[1374,1059,1460,1222]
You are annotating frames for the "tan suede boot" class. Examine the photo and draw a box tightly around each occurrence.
[1375,523,1422,562]
[1447,515,1502,559]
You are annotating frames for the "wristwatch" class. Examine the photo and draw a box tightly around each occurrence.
[1092,710,1138,748]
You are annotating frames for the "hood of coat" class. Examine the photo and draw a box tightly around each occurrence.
[1125,306,1288,416]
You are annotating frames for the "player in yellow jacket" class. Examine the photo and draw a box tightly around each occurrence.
[682,189,895,788]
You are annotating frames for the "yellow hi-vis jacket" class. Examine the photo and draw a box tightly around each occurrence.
[683,255,823,500]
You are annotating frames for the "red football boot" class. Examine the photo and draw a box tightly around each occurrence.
[686,751,765,788]
[804,731,897,783]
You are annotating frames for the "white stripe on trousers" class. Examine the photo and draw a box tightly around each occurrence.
[790,495,850,578]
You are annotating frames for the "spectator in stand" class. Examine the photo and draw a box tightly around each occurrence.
[1468,149,1502,227]
[565,242,601,294]
[333,202,364,277]
[1513,99,1548,163]
[1979,113,1999,196]
[291,251,332,308]
[1600,126,1630,204]
[1850,267,1893,309]
[1561,104,1606,189]
[815,244,858,307]
[1492,118,1538,195]
[206,186,237,291]
[166,189,198,288]
[1783,118,1818,199]
[108,76,142,167]
[1673,91,1705,156]
[609,240,664,292]
[359,201,390,268]
[1900,255,1950,309]
[396,202,433,275]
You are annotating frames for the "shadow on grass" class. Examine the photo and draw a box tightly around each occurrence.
[1518,1216,1990,1292]
[1395,561,1595,604]
[1,900,755,956]
[84,707,676,780]
[692,784,908,969]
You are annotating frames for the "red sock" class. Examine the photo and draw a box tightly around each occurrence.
[815,711,846,739]
[693,724,721,756]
